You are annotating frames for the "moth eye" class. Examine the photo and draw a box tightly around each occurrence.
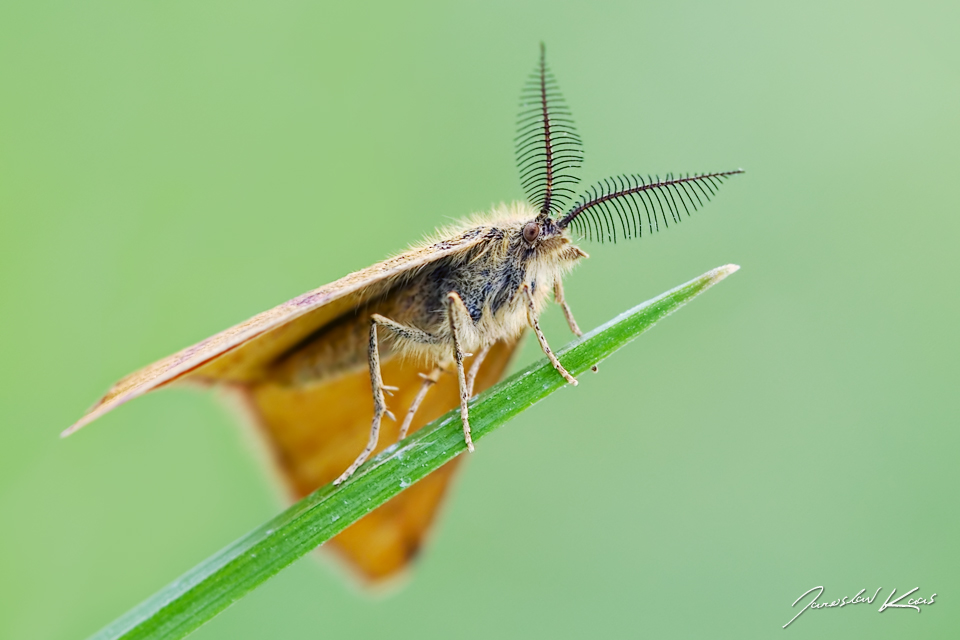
[523,222,541,243]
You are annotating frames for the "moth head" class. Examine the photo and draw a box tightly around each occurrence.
[515,213,588,264]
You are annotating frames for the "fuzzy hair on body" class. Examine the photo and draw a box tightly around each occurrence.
[270,202,586,385]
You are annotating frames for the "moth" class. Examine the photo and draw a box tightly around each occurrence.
[64,45,742,581]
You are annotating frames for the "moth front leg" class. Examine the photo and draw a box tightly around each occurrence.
[554,280,598,373]
[554,279,583,337]
[523,283,578,386]
[334,314,441,486]
[445,292,477,453]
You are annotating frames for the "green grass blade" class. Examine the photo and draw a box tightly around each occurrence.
[89,264,740,640]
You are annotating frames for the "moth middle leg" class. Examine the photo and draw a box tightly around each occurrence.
[398,365,443,440]
[446,291,482,453]
[465,344,492,397]
[398,341,492,441]
[334,314,442,486]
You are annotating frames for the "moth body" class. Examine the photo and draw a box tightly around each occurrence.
[65,45,743,581]
[272,203,587,388]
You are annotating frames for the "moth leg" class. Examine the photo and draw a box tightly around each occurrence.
[523,283,578,386]
[554,280,583,337]
[398,365,443,440]
[399,340,489,442]
[445,292,476,453]
[554,280,598,373]
[465,344,492,397]
[334,314,441,486]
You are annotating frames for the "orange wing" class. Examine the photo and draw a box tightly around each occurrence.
[63,231,489,437]
[232,339,519,580]
[64,227,518,581]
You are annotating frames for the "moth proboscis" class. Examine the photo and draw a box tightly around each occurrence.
[64,44,744,581]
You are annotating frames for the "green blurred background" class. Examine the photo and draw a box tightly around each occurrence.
[1,1,957,638]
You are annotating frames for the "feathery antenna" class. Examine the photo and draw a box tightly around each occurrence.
[557,170,745,243]
[516,43,584,220]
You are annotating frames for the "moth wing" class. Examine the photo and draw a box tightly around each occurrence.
[64,232,488,436]
[232,338,521,581]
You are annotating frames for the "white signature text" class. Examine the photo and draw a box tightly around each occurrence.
[783,586,936,628]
